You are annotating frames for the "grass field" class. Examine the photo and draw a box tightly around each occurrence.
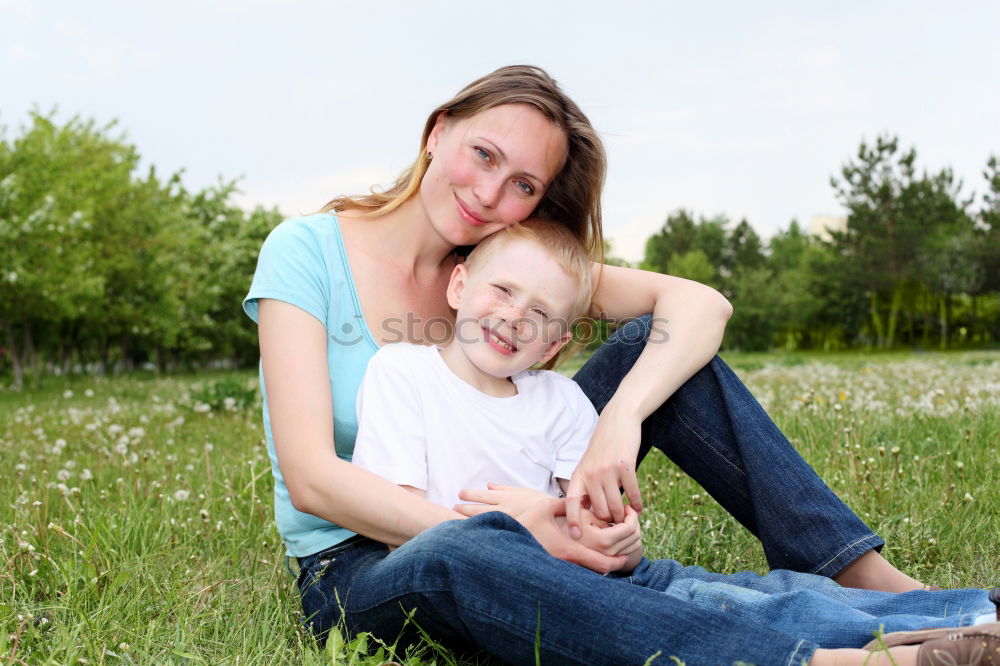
[2,351,998,664]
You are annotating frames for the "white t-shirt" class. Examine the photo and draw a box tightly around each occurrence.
[352,342,599,508]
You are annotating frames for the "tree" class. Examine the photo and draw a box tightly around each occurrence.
[668,249,719,288]
[977,156,1000,293]
[641,209,697,274]
[0,112,125,386]
[830,135,973,348]
[724,218,765,274]
[642,209,728,276]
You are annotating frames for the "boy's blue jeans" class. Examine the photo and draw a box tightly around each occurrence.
[297,315,993,665]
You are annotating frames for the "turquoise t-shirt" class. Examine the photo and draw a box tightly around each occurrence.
[243,213,379,557]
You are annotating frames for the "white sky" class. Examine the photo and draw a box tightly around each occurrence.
[4,1,999,261]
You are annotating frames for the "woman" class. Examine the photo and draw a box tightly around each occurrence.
[245,66,996,665]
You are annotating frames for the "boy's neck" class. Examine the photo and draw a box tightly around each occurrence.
[437,342,518,398]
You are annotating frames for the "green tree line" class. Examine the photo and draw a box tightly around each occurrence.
[0,112,281,388]
[2,114,998,387]
[641,137,1000,351]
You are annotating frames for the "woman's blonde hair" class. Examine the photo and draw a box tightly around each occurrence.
[322,65,606,264]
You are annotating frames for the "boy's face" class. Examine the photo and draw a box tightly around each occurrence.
[446,239,579,379]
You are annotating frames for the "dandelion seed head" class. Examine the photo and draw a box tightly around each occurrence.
[174,489,190,501]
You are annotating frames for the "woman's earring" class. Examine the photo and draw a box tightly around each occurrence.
[425,151,433,162]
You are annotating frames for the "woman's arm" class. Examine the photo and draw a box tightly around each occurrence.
[258,299,627,571]
[259,299,461,545]
[564,264,733,535]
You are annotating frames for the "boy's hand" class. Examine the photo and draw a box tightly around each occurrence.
[453,482,552,517]
[512,497,628,575]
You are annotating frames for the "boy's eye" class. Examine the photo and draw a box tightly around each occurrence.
[492,284,511,295]
[531,307,549,319]
[475,147,491,162]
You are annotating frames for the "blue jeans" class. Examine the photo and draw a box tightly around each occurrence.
[298,514,992,665]
[297,316,988,664]
[572,315,882,576]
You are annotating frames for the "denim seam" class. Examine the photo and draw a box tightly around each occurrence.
[785,639,814,666]
[809,534,882,576]
[671,404,746,476]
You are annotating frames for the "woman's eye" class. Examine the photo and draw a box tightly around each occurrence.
[515,181,535,196]
[475,147,491,162]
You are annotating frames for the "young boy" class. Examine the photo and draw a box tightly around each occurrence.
[351,218,643,572]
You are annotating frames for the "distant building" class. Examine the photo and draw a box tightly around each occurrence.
[809,215,847,241]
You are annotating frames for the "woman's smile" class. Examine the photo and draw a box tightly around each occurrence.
[455,194,489,227]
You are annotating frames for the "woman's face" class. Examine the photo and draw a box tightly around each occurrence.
[421,104,568,247]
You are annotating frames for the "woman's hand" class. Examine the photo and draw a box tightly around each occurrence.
[570,504,642,557]
[453,482,552,517]
[563,405,644,538]
[514,497,628,574]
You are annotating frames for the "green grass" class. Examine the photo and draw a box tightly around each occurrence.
[2,352,998,664]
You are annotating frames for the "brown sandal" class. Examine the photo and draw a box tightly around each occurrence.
[865,622,1000,665]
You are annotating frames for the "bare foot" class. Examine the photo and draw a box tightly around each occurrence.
[811,646,919,666]
[833,550,926,593]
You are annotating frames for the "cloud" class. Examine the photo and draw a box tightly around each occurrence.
[233,165,397,217]
[55,19,159,83]
[0,0,34,21]
[8,42,32,63]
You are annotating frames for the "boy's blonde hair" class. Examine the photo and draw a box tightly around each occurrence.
[465,219,593,370]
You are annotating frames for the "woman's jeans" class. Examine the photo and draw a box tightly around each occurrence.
[296,315,991,664]
[298,514,992,665]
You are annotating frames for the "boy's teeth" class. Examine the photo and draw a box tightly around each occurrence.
[490,332,512,350]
